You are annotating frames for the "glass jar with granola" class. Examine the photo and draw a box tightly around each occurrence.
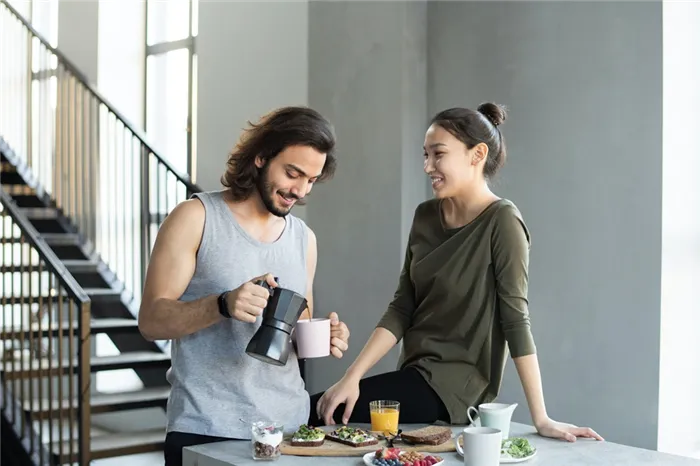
[251,421,283,461]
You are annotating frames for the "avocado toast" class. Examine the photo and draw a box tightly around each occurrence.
[291,425,326,447]
[326,426,378,447]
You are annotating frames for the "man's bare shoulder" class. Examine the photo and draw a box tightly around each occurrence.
[172,197,204,220]
[156,198,206,245]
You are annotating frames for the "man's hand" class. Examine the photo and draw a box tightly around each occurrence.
[226,274,278,323]
[316,374,360,425]
[328,312,349,358]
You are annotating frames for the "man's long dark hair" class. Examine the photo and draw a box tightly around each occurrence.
[221,106,337,201]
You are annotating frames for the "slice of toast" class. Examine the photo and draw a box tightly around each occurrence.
[290,438,325,447]
[326,426,378,448]
[400,426,452,446]
[290,425,326,447]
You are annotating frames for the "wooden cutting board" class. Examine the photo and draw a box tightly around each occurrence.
[280,436,456,457]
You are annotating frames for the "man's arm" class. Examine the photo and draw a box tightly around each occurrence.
[298,227,318,321]
[138,199,224,341]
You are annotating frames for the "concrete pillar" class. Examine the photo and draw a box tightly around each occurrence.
[303,1,428,394]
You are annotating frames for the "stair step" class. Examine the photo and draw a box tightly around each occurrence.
[0,260,99,274]
[42,233,81,246]
[17,207,59,219]
[0,351,171,379]
[91,386,170,413]
[10,193,46,208]
[0,233,77,245]
[52,428,165,463]
[93,352,171,371]
[0,318,139,339]
[25,386,170,420]
[84,288,122,302]
[62,259,100,273]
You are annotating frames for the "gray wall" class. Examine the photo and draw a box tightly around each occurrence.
[428,1,662,450]
[196,0,309,223]
[304,1,428,392]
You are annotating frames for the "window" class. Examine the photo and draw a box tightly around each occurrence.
[144,0,198,177]
[0,0,57,167]
[658,0,700,460]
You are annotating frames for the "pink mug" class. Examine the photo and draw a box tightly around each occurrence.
[295,318,331,358]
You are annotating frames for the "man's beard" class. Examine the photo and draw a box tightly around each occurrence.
[256,167,299,218]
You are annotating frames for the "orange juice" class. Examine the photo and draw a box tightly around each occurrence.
[370,407,400,434]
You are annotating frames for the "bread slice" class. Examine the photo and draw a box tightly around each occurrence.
[400,426,452,446]
[291,425,326,447]
[326,426,378,448]
[290,438,325,447]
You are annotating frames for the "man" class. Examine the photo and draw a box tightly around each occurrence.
[137,106,351,466]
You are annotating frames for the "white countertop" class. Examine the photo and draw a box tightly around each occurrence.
[183,422,700,466]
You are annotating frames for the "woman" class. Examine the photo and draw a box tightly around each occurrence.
[309,103,602,442]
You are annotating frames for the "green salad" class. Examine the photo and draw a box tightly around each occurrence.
[501,437,535,458]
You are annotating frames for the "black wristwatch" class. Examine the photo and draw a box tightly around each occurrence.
[218,291,231,319]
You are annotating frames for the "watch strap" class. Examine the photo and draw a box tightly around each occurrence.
[218,291,231,319]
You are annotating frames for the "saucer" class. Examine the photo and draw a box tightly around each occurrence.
[456,437,537,463]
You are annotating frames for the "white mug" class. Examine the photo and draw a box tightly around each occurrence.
[467,402,517,439]
[455,427,502,466]
[295,318,331,358]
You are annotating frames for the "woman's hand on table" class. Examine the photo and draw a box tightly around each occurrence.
[315,375,360,426]
[535,417,604,442]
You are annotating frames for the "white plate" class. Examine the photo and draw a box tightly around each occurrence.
[362,451,445,466]
[500,448,537,463]
[456,440,537,463]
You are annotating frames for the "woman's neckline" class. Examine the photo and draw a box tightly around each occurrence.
[437,197,505,233]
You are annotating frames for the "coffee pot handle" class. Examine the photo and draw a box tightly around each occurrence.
[255,276,280,294]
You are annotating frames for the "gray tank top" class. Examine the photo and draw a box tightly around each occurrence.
[165,190,310,439]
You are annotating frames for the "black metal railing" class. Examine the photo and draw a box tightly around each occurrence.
[0,0,200,307]
[1,189,91,465]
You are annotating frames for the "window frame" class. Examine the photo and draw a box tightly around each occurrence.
[143,0,198,179]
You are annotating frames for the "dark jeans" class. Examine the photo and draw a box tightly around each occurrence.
[308,367,450,426]
[164,431,238,466]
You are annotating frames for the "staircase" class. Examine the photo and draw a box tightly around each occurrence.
[1,0,200,464]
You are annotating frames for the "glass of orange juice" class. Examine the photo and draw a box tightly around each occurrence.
[369,400,400,435]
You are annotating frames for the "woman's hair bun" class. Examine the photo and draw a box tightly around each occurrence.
[477,102,507,127]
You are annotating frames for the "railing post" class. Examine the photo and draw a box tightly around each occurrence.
[140,145,151,291]
[78,300,91,465]
[26,26,33,167]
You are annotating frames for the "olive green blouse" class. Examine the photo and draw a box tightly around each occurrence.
[376,198,536,424]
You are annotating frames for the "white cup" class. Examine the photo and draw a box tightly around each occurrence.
[467,402,517,439]
[455,427,502,466]
[295,318,331,358]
